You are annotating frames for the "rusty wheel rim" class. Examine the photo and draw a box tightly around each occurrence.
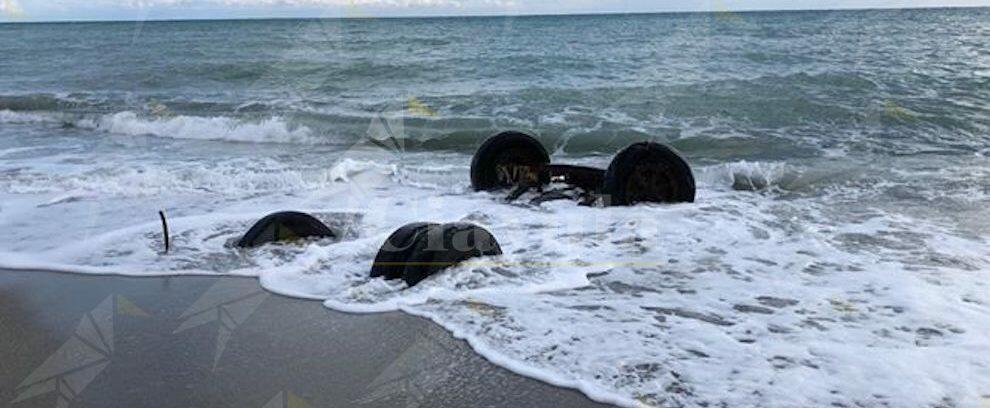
[493,148,543,187]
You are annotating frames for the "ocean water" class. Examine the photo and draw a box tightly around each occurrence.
[2,8,989,407]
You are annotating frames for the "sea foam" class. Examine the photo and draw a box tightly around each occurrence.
[1,109,320,145]
[1,146,987,408]
[82,112,318,144]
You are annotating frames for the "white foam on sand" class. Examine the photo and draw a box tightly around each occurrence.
[1,142,989,408]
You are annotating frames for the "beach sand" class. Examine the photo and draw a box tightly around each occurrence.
[0,269,612,408]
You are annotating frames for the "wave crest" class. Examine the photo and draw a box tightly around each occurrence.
[83,112,317,144]
[0,109,321,145]
[698,161,795,191]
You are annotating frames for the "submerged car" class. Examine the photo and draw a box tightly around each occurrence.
[470,131,696,206]
[234,132,695,288]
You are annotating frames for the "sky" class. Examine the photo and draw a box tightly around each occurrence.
[1,0,988,22]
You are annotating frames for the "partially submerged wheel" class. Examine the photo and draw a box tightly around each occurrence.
[603,142,695,206]
[370,222,437,280]
[370,223,502,287]
[402,223,503,287]
[238,211,336,248]
[471,131,550,191]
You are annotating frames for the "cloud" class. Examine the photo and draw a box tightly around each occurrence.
[5,0,988,22]
[110,0,513,7]
[3,0,522,21]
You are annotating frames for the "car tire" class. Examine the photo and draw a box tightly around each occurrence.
[238,211,336,248]
[401,223,502,287]
[603,142,695,206]
[470,131,550,191]
[370,222,438,280]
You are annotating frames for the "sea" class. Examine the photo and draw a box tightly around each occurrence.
[1,8,989,407]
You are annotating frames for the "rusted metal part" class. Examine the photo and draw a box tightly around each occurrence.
[529,189,578,205]
[505,183,535,202]
[544,164,605,193]
[498,163,606,205]
[159,210,170,254]
[494,153,546,187]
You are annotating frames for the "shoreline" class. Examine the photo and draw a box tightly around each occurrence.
[0,268,613,408]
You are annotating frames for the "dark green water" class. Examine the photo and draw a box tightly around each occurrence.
[1,8,988,156]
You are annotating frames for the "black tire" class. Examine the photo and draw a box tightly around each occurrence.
[370,222,438,280]
[402,223,503,287]
[238,211,336,248]
[603,142,695,206]
[470,131,550,191]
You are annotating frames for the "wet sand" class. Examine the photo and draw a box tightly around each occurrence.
[0,269,613,408]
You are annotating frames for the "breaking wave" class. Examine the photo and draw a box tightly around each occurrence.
[82,112,317,144]
[1,109,319,145]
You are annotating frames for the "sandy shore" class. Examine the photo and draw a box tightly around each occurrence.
[0,269,612,408]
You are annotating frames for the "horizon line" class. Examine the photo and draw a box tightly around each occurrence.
[1,4,986,25]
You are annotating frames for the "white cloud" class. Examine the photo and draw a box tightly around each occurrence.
[110,0,509,7]
[2,0,515,21]
[4,0,987,21]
